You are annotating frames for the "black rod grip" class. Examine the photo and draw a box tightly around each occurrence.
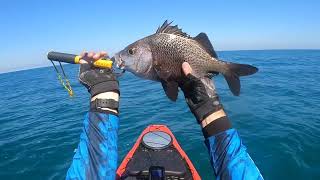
[47,51,77,64]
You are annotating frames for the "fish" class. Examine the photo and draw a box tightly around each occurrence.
[113,20,258,101]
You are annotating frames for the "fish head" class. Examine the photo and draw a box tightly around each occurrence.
[113,39,153,77]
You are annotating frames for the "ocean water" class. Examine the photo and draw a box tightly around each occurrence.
[0,50,319,180]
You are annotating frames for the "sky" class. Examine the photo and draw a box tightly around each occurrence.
[0,0,319,73]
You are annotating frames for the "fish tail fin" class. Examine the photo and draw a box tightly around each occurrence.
[213,62,258,96]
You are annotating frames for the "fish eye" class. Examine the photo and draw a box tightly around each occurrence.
[128,48,135,55]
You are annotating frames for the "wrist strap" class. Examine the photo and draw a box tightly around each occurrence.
[90,99,119,111]
[202,116,231,138]
[90,81,119,97]
[201,109,226,128]
[191,96,223,123]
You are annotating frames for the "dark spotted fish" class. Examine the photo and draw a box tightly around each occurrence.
[113,20,258,101]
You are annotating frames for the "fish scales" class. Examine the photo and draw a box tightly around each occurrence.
[149,33,214,79]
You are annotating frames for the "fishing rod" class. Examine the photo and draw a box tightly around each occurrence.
[47,51,122,97]
[47,51,113,69]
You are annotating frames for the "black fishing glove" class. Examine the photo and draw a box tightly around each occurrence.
[179,74,221,122]
[78,55,119,114]
[79,63,119,97]
[179,74,231,137]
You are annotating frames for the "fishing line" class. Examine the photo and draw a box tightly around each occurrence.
[50,60,74,97]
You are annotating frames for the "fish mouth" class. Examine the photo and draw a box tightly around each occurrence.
[112,55,125,70]
[118,61,125,70]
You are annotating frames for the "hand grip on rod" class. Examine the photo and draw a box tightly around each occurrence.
[47,51,113,68]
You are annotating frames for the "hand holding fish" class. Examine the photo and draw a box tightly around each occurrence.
[180,62,231,137]
[179,62,220,122]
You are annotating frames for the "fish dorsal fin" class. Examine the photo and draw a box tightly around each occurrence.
[193,33,218,58]
[156,20,190,38]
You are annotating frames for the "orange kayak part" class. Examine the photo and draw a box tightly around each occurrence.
[116,124,201,180]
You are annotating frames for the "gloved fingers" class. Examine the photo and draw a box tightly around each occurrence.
[93,51,108,60]
[79,51,108,73]
[79,63,92,75]
[79,51,93,73]
[186,74,200,82]
[80,51,88,57]
[80,51,105,64]
[80,51,92,62]
[180,73,202,90]
[87,52,94,59]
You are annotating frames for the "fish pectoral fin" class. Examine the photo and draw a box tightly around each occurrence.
[161,80,179,101]
[193,33,218,58]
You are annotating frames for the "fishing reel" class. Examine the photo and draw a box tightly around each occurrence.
[47,51,125,97]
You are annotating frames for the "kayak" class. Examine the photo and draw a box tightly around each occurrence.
[116,125,201,180]
[117,125,201,179]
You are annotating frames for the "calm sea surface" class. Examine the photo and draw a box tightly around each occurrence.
[0,50,319,179]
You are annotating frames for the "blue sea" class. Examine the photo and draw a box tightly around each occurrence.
[0,50,319,180]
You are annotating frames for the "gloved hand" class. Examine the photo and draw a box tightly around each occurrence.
[179,62,221,123]
[179,62,231,137]
[79,51,119,114]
